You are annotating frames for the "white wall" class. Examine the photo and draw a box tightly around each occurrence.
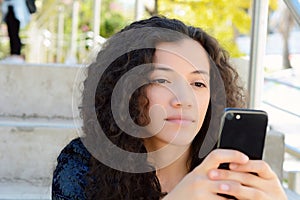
[0,63,84,185]
[0,63,84,118]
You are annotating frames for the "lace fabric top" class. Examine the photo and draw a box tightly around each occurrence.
[52,138,91,200]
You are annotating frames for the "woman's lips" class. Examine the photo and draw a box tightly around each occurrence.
[165,116,195,125]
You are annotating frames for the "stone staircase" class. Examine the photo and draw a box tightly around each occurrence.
[0,63,84,199]
[1,61,299,199]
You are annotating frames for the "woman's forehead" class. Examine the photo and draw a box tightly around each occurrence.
[153,39,210,74]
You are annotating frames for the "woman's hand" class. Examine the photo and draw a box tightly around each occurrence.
[163,149,250,199]
[163,149,287,200]
[208,160,287,200]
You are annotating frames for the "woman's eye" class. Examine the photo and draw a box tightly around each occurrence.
[151,79,170,84]
[192,82,206,88]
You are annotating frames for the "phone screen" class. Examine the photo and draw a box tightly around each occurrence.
[218,109,268,160]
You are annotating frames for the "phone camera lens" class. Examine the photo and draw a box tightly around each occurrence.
[226,113,234,120]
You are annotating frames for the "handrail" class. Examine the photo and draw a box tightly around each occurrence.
[263,73,300,164]
[283,0,300,25]
[262,100,300,118]
[263,76,300,118]
[285,144,300,159]
[264,77,300,91]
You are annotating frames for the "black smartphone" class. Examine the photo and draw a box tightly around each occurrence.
[217,108,268,199]
[217,108,268,160]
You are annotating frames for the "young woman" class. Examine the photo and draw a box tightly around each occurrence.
[52,16,287,200]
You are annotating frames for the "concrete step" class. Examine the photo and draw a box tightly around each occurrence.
[0,63,84,119]
[0,63,83,199]
[0,181,50,200]
[0,117,79,197]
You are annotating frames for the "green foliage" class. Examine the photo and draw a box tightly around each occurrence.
[100,12,126,37]
[77,0,126,38]
[27,0,128,63]
[23,0,278,63]
[37,0,127,38]
[0,39,10,59]
[269,0,278,11]
[157,0,252,57]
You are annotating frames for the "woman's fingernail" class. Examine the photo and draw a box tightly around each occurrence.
[243,155,249,162]
[220,183,230,191]
[209,170,219,178]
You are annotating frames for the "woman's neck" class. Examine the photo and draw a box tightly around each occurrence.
[156,148,190,193]
[144,139,191,193]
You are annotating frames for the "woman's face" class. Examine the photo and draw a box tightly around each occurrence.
[144,38,210,150]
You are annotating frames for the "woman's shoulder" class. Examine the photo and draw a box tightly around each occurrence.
[57,137,91,161]
[52,137,91,200]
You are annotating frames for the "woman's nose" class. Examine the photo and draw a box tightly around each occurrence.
[170,88,193,108]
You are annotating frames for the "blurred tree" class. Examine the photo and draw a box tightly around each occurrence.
[99,1,127,37]
[278,7,294,69]
[268,0,294,69]
[146,0,278,57]
[77,0,127,38]
[28,0,128,63]
[49,0,127,39]
[269,0,278,11]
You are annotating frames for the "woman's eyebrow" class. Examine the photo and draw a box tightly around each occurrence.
[154,67,209,76]
[154,67,173,72]
[191,70,209,76]
[155,67,208,73]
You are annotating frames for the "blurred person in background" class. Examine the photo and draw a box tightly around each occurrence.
[0,0,31,63]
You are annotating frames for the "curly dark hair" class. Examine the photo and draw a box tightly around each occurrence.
[80,16,246,199]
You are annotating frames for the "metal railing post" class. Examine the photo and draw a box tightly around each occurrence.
[248,0,269,108]
[93,0,101,47]
[57,5,65,63]
[66,0,79,64]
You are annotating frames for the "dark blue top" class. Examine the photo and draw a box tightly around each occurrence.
[52,138,91,200]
